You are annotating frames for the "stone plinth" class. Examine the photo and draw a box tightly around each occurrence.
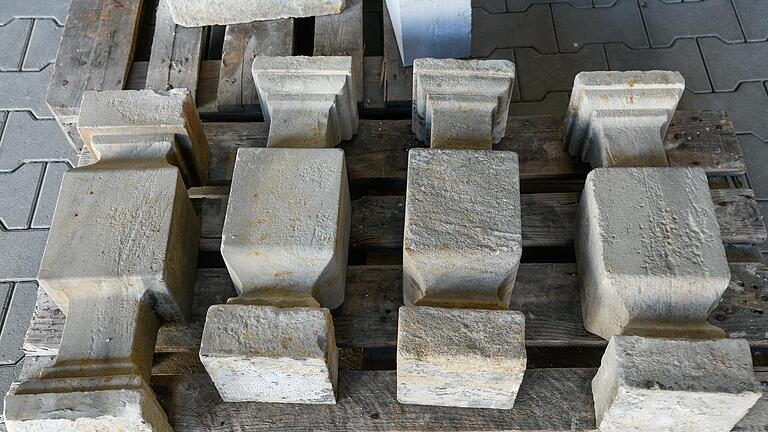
[397,306,526,409]
[252,56,358,148]
[403,149,522,309]
[167,0,346,27]
[412,58,515,149]
[576,167,730,340]
[593,336,761,432]
[221,148,350,309]
[564,71,685,167]
[199,305,337,404]
[385,0,471,67]
[77,89,210,186]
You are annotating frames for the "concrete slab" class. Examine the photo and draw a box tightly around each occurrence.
[699,38,768,92]
[0,163,43,230]
[552,0,648,52]
[515,45,607,101]
[0,112,77,171]
[733,0,768,41]
[472,6,556,57]
[0,229,48,281]
[0,19,32,71]
[0,67,53,118]
[167,0,345,26]
[31,162,69,228]
[23,19,63,71]
[641,0,744,47]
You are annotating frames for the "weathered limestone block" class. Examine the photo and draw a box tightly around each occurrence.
[200,305,337,404]
[252,56,358,148]
[385,0,471,67]
[221,148,350,309]
[77,89,210,186]
[403,149,521,308]
[576,167,730,340]
[412,58,515,149]
[397,306,526,409]
[564,71,685,167]
[167,0,346,27]
[593,336,761,432]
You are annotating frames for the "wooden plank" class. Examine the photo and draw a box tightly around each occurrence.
[145,0,204,94]
[314,0,364,102]
[363,56,386,109]
[381,0,412,105]
[24,262,768,356]
[217,19,294,112]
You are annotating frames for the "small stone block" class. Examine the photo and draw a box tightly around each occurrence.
[576,167,730,340]
[412,58,515,148]
[403,149,521,308]
[252,56,358,148]
[397,306,526,409]
[200,305,337,404]
[593,336,761,432]
[167,0,346,26]
[221,148,350,309]
[77,89,210,185]
[564,71,685,167]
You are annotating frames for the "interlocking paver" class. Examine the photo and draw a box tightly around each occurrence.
[472,5,557,57]
[0,362,23,415]
[23,19,63,71]
[0,112,77,171]
[0,163,43,230]
[0,229,48,281]
[506,0,590,12]
[509,91,570,116]
[31,162,68,229]
[604,39,712,93]
[640,0,744,47]
[679,82,768,140]
[516,45,606,101]
[473,0,507,13]
[0,67,53,118]
[699,38,768,92]
[740,135,768,199]
[732,0,768,42]
[552,0,648,52]
[0,0,69,25]
[0,282,37,365]
[0,19,32,71]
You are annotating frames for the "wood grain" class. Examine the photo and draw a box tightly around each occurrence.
[314,0,364,102]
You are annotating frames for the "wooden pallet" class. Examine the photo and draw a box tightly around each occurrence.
[23,1,768,430]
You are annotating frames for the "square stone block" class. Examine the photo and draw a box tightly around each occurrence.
[576,167,730,340]
[167,0,346,26]
[221,148,350,309]
[397,306,526,409]
[403,149,522,308]
[37,166,200,323]
[199,305,338,404]
[593,336,761,432]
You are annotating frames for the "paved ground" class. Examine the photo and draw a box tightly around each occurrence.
[0,0,766,416]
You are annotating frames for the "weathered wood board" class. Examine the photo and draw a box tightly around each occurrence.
[314,0,364,102]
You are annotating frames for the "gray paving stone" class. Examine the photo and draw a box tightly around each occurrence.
[22,19,63,71]
[678,83,768,140]
[506,0,591,12]
[740,135,768,199]
[0,67,54,118]
[508,91,570,116]
[699,38,768,92]
[0,112,77,171]
[640,0,744,47]
[472,6,557,57]
[515,45,606,101]
[0,0,69,25]
[733,0,768,42]
[604,39,712,93]
[0,229,48,281]
[0,282,37,365]
[0,19,32,71]
[31,162,68,229]
[486,48,522,102]
[0,163,43,230]
[552,0,648,52]
[473,0,507,13]
[0,362,24,417]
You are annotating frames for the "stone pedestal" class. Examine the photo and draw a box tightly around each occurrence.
[403,149,522,309]
[385,0,471,67]
[412,58,515,149]
[576,167,730,340]
[167,0,346,27]
[397,306,526,409]
[252,56,358,148]
[564,71,685,168]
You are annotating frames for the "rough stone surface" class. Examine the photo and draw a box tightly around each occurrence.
[167,0,345,26]
[403,149,521,308]
[77,89,210,186]
[592,336,761,432]
[576,167,731,340]
[385,0,471,67]
[412,58,515,149]
[564,70,685,167]
[252,56,358,148]
[221,148,350,309]
[397,306,526,409]
[200,305,337,404]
